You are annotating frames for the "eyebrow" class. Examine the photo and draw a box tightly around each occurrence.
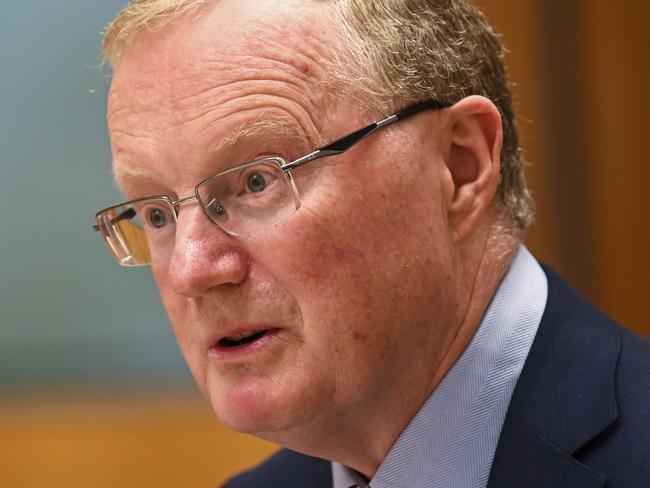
[113,162,151,191]
[113,116,318,190]
[208,116,316,155]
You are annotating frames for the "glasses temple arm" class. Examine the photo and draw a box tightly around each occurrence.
[283,100,450,171]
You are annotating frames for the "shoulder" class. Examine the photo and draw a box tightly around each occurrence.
[222,448,332,488]
[544,265,650,419]
[491,266,650,487]
[544,264,650,379]
[547,267,650,475]
[583,302,650,477]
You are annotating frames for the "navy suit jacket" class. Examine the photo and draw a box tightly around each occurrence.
[224,268,650,487]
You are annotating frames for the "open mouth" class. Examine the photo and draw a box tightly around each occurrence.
[218,329,270,348]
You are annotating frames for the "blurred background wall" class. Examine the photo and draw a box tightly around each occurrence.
[0,1,647,486]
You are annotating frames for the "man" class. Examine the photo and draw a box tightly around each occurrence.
[93,0,649,486]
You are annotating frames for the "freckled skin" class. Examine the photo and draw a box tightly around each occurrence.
[107,0,491,475]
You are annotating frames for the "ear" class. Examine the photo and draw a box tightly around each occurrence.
[442,95,502,241]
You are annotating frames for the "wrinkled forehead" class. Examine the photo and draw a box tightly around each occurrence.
[108,0,337,115]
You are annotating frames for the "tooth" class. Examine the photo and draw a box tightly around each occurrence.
[227,330,257,341]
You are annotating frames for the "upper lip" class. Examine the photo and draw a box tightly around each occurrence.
[207,324,279,348]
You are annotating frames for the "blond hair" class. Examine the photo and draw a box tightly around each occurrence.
[103,0,207,65]
[103,0,534,229]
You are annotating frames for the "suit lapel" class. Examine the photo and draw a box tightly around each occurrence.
[489,413,606,487]
[488,267,621,488]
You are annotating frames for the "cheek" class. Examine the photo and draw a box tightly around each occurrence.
[154,270,209,387]
[158,289,191,353]
[153,267,183,328]
[267,205,445,345]
[258,151,454,361]
[278,166,448,295]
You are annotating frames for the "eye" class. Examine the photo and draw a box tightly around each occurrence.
[246,172,268,192]
[205,198,227,221]
[147,207,168,229]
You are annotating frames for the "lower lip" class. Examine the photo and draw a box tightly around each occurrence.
[208,329,280,360]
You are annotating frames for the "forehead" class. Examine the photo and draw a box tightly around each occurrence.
[108,0,338,187]
[109,0,335,116]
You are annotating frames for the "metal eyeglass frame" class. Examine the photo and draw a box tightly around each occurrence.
[93,100,451,259]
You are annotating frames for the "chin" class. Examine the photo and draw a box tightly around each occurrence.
[212,392,279,434]
[206,367,336,446]
[205,372,301,436]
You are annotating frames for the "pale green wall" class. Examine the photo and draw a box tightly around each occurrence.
[0,2,192,391]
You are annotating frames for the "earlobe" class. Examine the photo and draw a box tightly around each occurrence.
[444,96,502,241]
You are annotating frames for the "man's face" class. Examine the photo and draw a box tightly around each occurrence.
[108,0,459,443]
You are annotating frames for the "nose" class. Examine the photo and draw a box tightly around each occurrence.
[166,206,248,297]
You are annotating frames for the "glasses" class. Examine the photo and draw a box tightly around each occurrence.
[93,100,451,266]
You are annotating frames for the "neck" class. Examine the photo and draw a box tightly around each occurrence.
[426,217,520,397]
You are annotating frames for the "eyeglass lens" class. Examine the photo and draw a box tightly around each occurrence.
[196,158,298,235]
[96,158,299,266]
